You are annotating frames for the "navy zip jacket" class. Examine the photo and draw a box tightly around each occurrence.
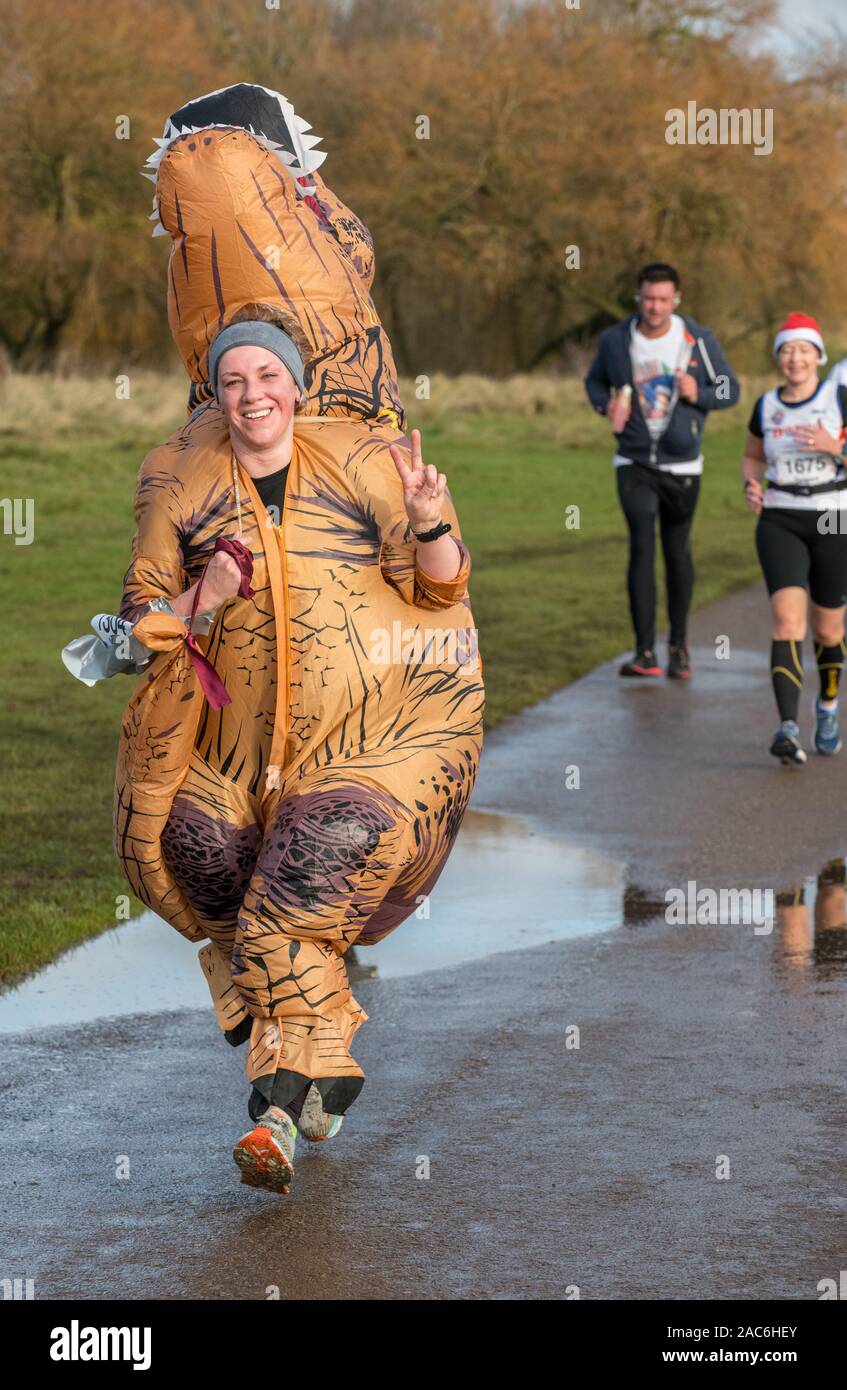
[584,313,741,466]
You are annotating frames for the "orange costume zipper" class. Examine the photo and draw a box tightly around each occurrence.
[231,447,296,803]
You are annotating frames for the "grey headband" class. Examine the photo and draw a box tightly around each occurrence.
[208,321,306,399]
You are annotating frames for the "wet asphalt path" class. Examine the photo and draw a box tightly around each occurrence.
[2,582,846,1300]
[474,580,847,888]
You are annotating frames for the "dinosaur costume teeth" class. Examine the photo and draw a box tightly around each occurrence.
[142,81,327,227]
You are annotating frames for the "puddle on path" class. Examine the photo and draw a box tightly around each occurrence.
[0,810,626,1034]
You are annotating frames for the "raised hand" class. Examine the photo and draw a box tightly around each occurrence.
[389,429,447,533]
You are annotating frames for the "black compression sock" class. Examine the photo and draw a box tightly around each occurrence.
[815,640,845,703]
[771,639,803,722]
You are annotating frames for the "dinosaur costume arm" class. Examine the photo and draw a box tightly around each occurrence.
[62,443,212,684]
[119,449,189,628]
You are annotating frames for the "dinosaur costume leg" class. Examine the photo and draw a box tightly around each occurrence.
[159,749,432,1115]
[161,738,475,1115]
[162,715,477,1116]
[234,772,419,1116]
[231,714,479,1115]
[160,749,264,956]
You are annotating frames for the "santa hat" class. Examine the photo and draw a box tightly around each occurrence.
[773,312,827,365]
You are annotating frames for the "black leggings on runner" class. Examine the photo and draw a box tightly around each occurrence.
[616,463,701,650]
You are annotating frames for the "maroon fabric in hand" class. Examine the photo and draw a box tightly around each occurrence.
[186,537,256,708]
[213,536,256,600]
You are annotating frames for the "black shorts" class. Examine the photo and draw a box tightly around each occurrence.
[755,507,847,608]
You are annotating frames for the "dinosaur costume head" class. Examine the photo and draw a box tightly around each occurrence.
[143,82,404,428]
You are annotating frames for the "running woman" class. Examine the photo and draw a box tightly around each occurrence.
[742,313,847,764]
[585,263,740,679]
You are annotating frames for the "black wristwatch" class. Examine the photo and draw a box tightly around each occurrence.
[412,519,452,544]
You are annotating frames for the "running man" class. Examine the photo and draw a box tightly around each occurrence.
[585,262,740,679]
[741,313,847,764]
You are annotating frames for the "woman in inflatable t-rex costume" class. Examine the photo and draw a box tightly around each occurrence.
[111,85,483,1188]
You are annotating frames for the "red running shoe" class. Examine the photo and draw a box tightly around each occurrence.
[619,648,662,677]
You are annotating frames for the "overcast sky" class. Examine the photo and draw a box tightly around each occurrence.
[772,0,846,52]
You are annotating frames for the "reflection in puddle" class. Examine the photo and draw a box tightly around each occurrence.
[621,884,670,925]
[623,858,847,977]
[0,810,626,1034]
[775,858,847,975]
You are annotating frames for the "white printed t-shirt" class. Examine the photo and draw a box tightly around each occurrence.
[614,314,703,476]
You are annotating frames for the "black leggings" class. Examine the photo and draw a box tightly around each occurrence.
[616,464,701,650]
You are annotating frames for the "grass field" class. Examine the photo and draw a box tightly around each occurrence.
[0,371,766,983]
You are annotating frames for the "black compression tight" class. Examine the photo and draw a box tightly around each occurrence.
[616,467,700,651]
[622,511,696,649]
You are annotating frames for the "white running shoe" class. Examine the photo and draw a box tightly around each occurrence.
[297,1083,344,1143]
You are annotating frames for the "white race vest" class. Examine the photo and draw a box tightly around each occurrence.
[760,380,847,508]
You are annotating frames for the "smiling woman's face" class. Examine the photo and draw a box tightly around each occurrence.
[777,339,819,389]
[217,345,301,451]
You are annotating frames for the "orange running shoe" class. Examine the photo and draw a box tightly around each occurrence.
[233,1105,297,1193]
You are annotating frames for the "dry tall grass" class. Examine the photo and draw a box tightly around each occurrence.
[1,369,774,451]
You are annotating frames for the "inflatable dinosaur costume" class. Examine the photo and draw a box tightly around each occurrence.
[67,85,484,1122]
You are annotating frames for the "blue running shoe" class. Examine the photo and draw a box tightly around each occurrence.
[770,720,807,765]
[814,698,842,755]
